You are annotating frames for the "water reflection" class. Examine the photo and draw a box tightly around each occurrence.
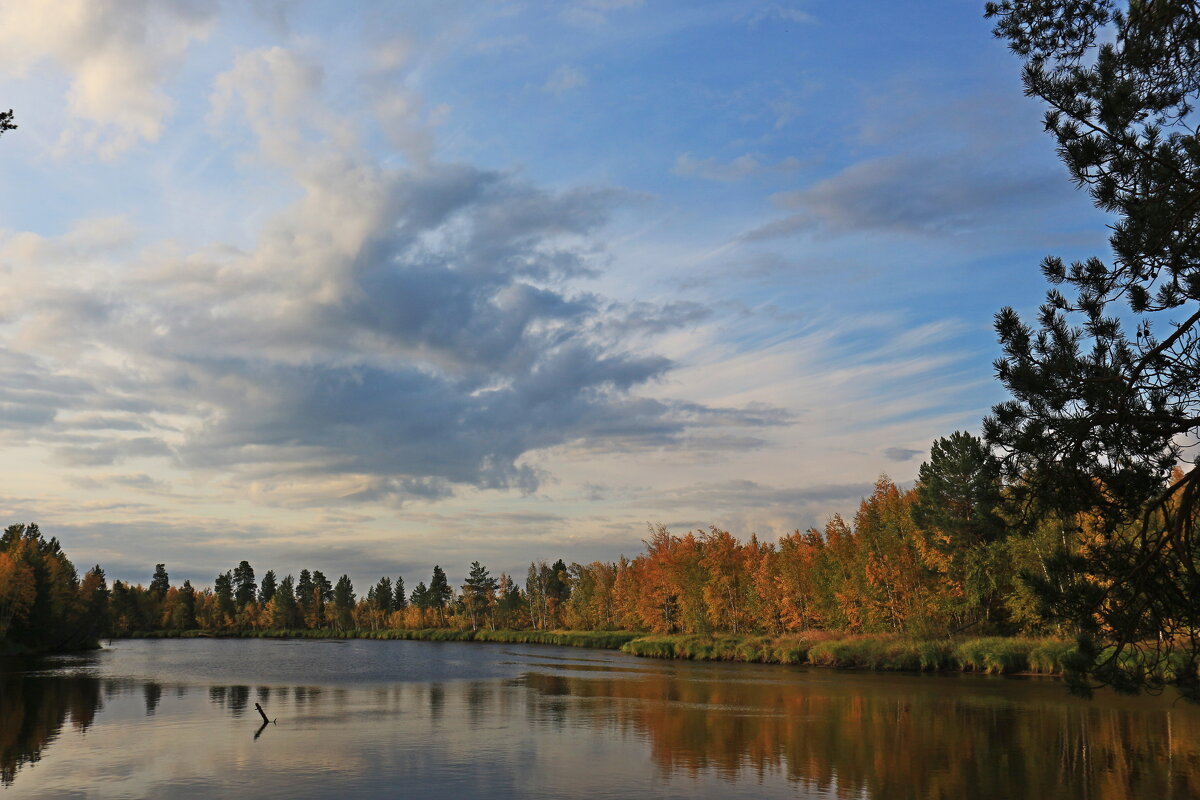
[516,667,1200,799]
[142,681,162,715]
[0,673,101,786]
[2,644,1199,799]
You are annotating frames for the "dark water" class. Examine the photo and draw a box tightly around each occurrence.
[2,639,1198,799]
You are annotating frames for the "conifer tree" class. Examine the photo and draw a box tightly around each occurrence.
[428,566,452,624]
[985,0,1200,699]
[259,570,278,605]
[332,574,355,630]
[393,576,407,610]
[233,561,256,608]
[149,564,170,602]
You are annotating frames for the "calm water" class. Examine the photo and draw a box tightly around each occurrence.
[2,639,1198,799]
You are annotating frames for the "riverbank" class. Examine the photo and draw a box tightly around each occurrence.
[112,628,1076,675]
[117,627,642,650]
[621,633,1076,675]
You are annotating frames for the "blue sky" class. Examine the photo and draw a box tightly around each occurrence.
[0,0,1109,590]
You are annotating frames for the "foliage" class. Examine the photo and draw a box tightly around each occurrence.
[0,524,105,653]
[984,0,1200,700]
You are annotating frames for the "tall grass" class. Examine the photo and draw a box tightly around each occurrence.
[115,628,1076,675]
[620,633,817,664]
[806,636,954,671]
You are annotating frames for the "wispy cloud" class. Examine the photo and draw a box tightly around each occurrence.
[543,65,588,95]
[673,153,805,182]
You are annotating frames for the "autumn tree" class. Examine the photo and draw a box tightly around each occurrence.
[984,0,1200,699]
[0,524,96,651]
[700,529,755,634]
[0,551,35,641]
[526,562,550,629]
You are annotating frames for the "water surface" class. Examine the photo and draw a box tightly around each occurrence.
[2,638,1198,799]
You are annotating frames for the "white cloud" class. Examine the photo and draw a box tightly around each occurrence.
[543,66,588,95]
[0,0,216,158]
[673,153,805,182]
[746,5,816,26]
[562,0,645,27]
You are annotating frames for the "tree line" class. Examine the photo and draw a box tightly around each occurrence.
[1,430,1111,650]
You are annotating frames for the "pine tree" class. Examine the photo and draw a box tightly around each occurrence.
[393,576,407,610]
[271,575,300,629]
[295,569,314,619]
[985,0,1200,700]
[428,566,452,625]
[213,571,235,625]
[462,562,498,631]
[149,564,170,602]
[259,570,278,605]
[233,561,256,608]
[332,575,355,631]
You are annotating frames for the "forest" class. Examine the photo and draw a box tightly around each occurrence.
[0,431,1182,671]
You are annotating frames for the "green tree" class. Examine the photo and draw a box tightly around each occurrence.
[213,571,235,626]
[259,570,278,605]
[911,432,1010,632]
[332,574,355,631]
[462,562,498,631]
[0,109,15,137]
[495,574,524,629]
[393,576,407,611]
[428,566,452,625]
[295,569,314,620]
[176,580,197,630]
[271,575,300,629]
[984,0,1200,699]
[371,576,393,619]
[233,561,256,608]
[309,570,332,627]
[77,566,109,642]
[149,564,170,603]
[410,581,429,609]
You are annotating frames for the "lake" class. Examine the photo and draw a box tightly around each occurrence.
[2,638,1197,799]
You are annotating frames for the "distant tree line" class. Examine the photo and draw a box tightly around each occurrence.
[7,430,1144,652]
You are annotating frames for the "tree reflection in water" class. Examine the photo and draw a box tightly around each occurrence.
[2,658,1198,798]
[517,668,1200,800]
[1,673,103,786]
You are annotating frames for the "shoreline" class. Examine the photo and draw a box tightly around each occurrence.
[107,629,1076,676]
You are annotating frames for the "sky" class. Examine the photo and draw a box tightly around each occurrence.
[0,0,1111,590]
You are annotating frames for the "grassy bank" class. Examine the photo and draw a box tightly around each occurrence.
[113,628,1076,675]
[117,627,641,649]
[621,633,1077,675]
